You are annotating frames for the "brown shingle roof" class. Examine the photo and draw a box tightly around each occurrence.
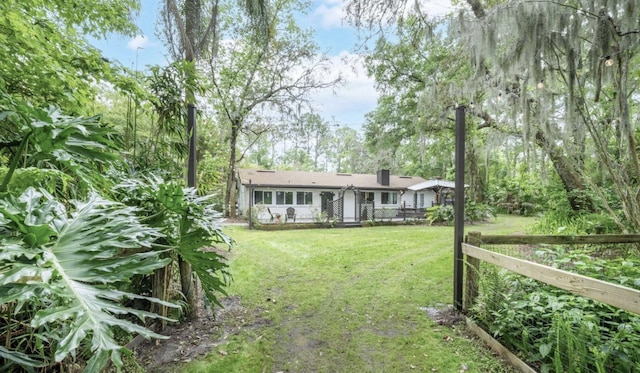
[238,169,426,190]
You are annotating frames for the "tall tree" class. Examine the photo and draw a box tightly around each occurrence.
[208,0,341,217]
[347,0,640,220]
[0,0,139,113]
[358,15,496,197]
[159,0,269,318]
[451,0,640,226]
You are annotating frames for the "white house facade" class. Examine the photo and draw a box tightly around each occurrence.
[236,169,461,223]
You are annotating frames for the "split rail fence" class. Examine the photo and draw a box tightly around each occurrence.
[461,232,640,372]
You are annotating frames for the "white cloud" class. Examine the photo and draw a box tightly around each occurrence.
[127,35,149,51]
[312,51,378,127]
[312,0,347,29]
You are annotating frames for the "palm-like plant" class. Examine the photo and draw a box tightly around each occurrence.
[1,70,232,372]
[0,188,176,371]
[1,91,181,371]
[1,92,120,195]
[113,173,232,310]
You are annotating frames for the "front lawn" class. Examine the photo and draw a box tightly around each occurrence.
[179,215,535,372]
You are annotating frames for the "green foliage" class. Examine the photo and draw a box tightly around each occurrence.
[486,173,546,216]
[0,167,89,201]
[196,150,226,202]
[1,92,121,193]
[112,174,232,308]
[426,202,494,225]
[533,211,621,235]
[465,201,495,223]
[0,76,228,371]
[0,188,175,372]
[136,62,192,170]
[426,205,454,225]
[0,0,139,113]
[471,247,640,372]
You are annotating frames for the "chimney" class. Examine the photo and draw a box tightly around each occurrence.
[377,169,390,186]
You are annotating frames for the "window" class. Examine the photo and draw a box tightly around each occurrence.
[381,192,397,205]
[296,191,313,205]
[254,190,272,204]
[276,191,294,205]
[419,194,425,208]
[360,191,374,202]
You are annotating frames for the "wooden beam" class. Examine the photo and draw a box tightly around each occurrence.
[470,233,640,245]
[463,243,640,315]
[466,318,537,373]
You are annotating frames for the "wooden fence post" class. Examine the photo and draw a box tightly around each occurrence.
[464,232,481,311]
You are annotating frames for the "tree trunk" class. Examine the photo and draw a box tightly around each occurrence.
[178,0,200,321]
[466,141,485,203]
[225,120,240,218]
[535,130,595,212]
[179,256,198,319]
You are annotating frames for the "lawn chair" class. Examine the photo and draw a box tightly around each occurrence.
[285,207,296,222]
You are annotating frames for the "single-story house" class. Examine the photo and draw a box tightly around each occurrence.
[236,169,463,223]
[407,179,458,206]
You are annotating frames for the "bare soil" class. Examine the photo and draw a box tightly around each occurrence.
[132,244,266,372]
[133,294,269,372]
[133,297,467,373]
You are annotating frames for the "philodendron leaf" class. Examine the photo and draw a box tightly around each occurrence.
[0,345,46,370]
[177,229,230,307]
[0,188,177,372]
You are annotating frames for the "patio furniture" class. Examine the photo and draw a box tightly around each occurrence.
[286,207,296,222]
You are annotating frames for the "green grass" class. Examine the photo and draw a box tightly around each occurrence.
[180,215,536,373]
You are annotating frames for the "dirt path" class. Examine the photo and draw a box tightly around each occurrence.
[133,295,466,373]
[134,295,270,372]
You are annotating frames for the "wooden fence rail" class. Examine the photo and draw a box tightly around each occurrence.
[461,232,640,372]
[463,232,640,314]
[468,232,640,245]
[462,243,640,315]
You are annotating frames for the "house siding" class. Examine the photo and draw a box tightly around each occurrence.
[239,185,411,222]
[236,169,459,222]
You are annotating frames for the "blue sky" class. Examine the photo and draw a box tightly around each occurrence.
[91,0,453,129]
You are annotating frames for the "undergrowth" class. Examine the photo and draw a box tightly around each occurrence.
[471,246,640,372]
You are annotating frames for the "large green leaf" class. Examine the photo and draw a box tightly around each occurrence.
[0,345,46,371]
[112,175,233,307]
[0,188,178,372]
[1,100,123,195]
[177,229,231,307]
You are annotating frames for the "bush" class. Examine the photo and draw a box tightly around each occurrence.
[426,202,495,225]
[465,201,495,223]
[427,205,454,225]
[533,211,622,235]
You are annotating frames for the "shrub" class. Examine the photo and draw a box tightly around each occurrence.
[426,202,495,225]
[427,205,454,225]
[533,211,622,235]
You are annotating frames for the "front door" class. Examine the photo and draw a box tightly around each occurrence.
[321,192,334,214]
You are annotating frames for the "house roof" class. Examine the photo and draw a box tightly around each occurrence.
[407,179,466,191]
[238,169,427,190]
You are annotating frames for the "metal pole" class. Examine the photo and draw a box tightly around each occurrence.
[187,104,197,188]
[453,105,466,311]
[249,179,253,230]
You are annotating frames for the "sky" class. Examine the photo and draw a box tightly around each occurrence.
[91,0,454,129]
